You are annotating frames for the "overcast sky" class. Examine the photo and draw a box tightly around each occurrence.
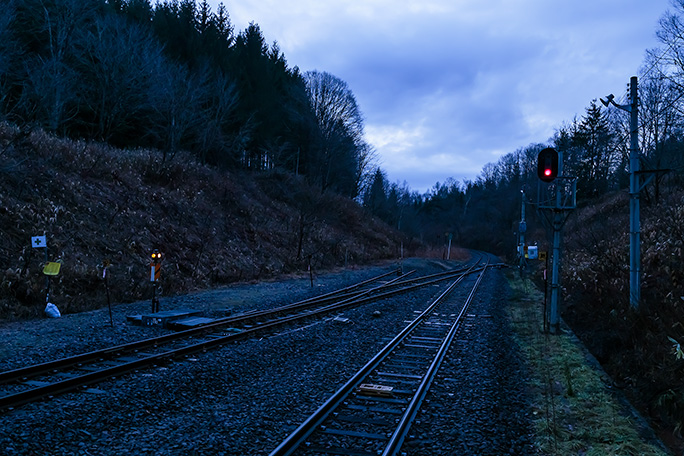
[213,0,671,193]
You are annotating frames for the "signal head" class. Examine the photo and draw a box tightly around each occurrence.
[537,147,559,183]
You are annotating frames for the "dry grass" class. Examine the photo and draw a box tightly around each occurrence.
[505,269,670,456]
[561,182,684,451]
[0,123,409,320]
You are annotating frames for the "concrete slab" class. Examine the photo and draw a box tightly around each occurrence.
[141,309,202,328]
[167,316,217,330]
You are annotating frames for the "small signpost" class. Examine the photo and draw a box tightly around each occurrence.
[43,262,61,276]
[103,259,113,327]
[32,235,59,316]
[32,235,48,277]
[32,235,64,318]
[31,235,47,249]
[445,232,453,260]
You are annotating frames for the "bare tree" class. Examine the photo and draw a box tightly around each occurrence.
[74,14,163,142]
[641,5,684,195]
[147,60,208,163]
[355,140,378,200]
[303,70,365,196]
[653,1,684,89]
[10,0,101,132]
[194,70,240,166]
[0,1,19,119]
[20,55,78,132]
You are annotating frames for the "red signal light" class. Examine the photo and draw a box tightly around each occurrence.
[537,148,559,182]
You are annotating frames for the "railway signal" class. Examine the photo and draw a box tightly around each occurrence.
[150,250,162,282]
[537,147,558,182]
[535,146,577,334]
[150,249,162,313]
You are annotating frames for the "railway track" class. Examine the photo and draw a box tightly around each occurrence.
[269,258,491,456]
[0,259,486,412]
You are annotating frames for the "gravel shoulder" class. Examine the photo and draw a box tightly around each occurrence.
[505,269,671,456]
[0,261,403,371]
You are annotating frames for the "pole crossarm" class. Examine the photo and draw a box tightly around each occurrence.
[537,177,577,211]
[537,207,573,232]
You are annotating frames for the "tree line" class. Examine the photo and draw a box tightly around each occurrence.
[364,2,684,256]
[0,0,374,198]
[6,0,684,257]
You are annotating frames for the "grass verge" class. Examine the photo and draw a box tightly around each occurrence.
[505,269,671,456]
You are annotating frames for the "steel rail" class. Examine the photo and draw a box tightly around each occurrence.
[267,260,482,456]
[0,262,480,386]
[381,259,489,455]
[0,270,405,386]
[266,269,400,309]
[0,264,481,411]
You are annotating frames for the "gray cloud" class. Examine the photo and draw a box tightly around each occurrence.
[218,0,669,193]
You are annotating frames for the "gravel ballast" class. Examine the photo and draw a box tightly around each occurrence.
[0,257,535,455]
[406,266,535,455]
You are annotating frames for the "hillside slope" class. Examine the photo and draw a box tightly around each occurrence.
[561,180,684,452]
[0,123,406,320]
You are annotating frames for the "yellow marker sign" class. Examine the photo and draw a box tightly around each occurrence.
[539,251,547,261]
[43,262,62,276]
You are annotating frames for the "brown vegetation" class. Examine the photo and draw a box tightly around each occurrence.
[561,178,684,452]
[0,123,406,320]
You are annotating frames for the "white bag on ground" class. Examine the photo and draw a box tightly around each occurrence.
[45,302,61,318]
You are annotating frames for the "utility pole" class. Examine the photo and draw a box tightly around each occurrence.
[601,76,640,309]
[519,190,527,271]
[549,150,564,331]
[550,209,563,329]
[628,76,640,309]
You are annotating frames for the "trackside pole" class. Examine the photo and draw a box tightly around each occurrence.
[103,260,113,327]
[543,253,549,333]
[308,256,314,288]
[601,76,642,309]
[628,76,641,309]
[549,211,562,331]
[519,190,527,273]
[151,284,159,313]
